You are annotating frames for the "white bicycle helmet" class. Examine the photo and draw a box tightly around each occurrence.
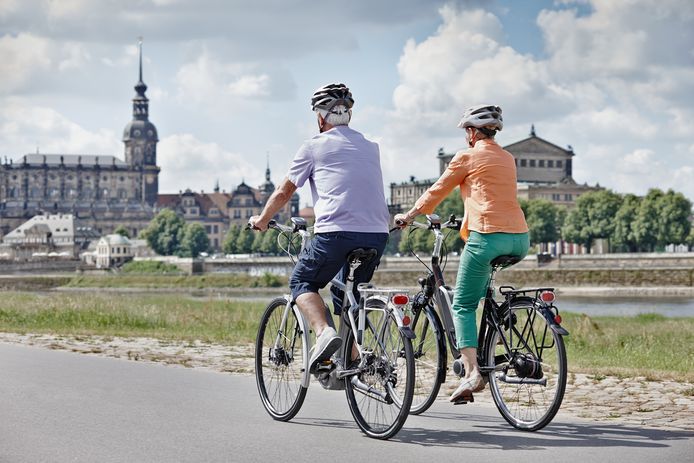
[310,83,354,112]
[457,104,503,131]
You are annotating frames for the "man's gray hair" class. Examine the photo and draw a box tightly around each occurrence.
[317,105,351,126]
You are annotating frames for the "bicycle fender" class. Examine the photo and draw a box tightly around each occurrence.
[537,306,569,336]
[399,326,416,340]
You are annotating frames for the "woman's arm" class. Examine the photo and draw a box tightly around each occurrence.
[394,151,469,226]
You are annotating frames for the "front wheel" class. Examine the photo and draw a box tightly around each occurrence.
[409,303,446,415]
[484,298,567,431]
[344,307,415,439]
[255,297,309,421]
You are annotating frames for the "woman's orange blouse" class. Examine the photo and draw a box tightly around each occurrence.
[414,139,529,241]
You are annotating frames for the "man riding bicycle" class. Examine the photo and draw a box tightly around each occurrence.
[249,83,390,370]
[395,104,530,403]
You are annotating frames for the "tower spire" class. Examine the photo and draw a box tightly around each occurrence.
[265,152,271,182]
[132,37,149,119]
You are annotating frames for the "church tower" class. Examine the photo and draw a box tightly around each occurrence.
[122,39,160,205]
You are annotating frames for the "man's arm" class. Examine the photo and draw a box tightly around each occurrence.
[249,177,298,231]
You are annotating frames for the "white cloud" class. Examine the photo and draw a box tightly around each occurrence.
[174,50,294,109]
[0,34,52,92]
[378,1,694,202]
[0,98,120,156]
[157,134,262,194]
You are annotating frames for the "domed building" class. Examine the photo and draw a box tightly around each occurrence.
[0,41,160,238]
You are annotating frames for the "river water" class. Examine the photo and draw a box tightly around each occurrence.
[556,296,694,318]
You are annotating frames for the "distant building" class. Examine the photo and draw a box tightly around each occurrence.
[0,213,99,260]
[0,41,158,237]
[390,126,601,212]
[156,162,299,250]
[95,234,133,268]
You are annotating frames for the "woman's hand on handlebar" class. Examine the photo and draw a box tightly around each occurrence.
[393,213,411,229]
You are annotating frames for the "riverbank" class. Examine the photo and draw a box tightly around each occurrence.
[0,331,691,432]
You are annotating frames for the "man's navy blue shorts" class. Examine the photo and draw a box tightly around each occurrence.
[289,231,388,313]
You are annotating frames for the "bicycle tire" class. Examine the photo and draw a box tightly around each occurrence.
[484,297,567,431]
[409,303,446,415]
[344,305,415,439]
[255,297,308,421]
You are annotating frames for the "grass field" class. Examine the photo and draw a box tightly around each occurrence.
[0,291,692,382]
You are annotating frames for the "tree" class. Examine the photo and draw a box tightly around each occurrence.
[222,225,241,254]
[113,225,130,238]
[260,228,280,255]
[633,189,664,252]
[613,194,641,252]
[657,189,692,246]
[561,190,622,253]
[140,209,185,256]
[251,228,265,254]
[523,199,560,245]
[178,223,210,257]
[235,226,255,254]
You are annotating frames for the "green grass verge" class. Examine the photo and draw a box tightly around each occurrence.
[0,292,265,345]
[561,311,694,382]
[64,273,285,289]
[1,291,692,381]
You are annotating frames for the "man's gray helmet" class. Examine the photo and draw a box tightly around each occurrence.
[310,83,354,112]
[457,104,503,131]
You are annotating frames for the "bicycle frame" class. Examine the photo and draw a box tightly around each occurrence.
[267,220,411,389]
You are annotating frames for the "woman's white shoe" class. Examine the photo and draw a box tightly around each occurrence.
[449,371,485,402]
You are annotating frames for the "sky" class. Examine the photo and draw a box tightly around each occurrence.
[1,0,693,207]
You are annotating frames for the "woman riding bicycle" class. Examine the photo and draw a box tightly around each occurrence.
[395,104,529,403]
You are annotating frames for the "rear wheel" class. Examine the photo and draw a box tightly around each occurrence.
[255,297,308,421]
[344,305,415,439]
[484,298,567,431]
[409,303,446,414]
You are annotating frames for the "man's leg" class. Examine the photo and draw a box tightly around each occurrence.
[295,291,332,337]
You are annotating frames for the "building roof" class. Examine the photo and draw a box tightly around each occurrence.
[16,154,128,167]
[99,234,131,246]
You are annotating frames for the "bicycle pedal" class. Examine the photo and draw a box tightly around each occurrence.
[452,394,474,405]
[311,359,334,373]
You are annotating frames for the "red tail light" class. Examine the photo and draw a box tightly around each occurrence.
[402,315,411,326]
[554,314,562,324]
[540,291,556,303]
[392,294,409,306]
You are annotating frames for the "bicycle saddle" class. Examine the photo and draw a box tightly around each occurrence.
[347,248,378,263]
[491,255,522,268]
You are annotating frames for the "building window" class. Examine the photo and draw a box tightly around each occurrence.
[245,198,252,206]
[233,209,241,219]
[552,193,561,201]
[529,159,536,167]
[556,160,563,168]
[205,225,211,233]
[564,194,573,201]
[539,160,545,167]
[520,159,527,167]
[547,160,554,168]
[213,225,218,234]
[246,209,253,218]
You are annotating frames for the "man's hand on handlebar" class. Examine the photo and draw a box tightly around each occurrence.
[248,215,268,232]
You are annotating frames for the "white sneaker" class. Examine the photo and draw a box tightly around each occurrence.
[449,370,485,402]
[309,327,342,367]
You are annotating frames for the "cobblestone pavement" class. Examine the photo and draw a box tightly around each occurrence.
[2,332,693,432]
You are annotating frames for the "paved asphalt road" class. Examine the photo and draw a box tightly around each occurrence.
[1,343,692,463]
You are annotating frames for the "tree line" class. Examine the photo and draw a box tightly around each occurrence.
[138,187,693,257]
[396,187,693,255]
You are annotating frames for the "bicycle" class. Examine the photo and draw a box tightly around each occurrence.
[401,213,569,431]
[253,217,416,439]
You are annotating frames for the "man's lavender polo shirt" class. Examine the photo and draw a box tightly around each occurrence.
[286,125,390,234]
